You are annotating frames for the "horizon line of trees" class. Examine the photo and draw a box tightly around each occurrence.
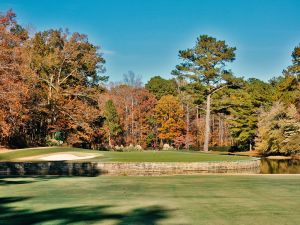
[0,10,299,155]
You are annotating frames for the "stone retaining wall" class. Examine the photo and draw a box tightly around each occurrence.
[0,159,260,176]
[0,162,100,176]
[96,160,261,176]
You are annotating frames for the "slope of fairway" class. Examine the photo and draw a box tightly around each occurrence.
[0,147,252,162]
[0,175,299,225]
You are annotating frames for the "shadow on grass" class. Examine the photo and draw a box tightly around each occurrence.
[0,179,36,186]
[0,196,170,225]
[117,206,168,225]
[0,176,71,186]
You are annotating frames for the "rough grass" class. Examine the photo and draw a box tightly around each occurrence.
[0,147,252,162]
[0,175,299,225]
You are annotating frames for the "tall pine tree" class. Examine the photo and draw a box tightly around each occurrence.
[172,35,237,151]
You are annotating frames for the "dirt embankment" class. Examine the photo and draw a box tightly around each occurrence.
[232,150,300,160]
[0,146,10,153]
[231,151,261,157]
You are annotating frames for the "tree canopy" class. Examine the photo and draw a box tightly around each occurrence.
[145,76,177,99]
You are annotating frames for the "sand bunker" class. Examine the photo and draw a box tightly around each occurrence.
[38,153,96,161]
[18,152,100,161]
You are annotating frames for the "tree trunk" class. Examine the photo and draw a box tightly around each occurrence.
[125,103,128,142]
[203,94,211,152]
[108,132,112,148]
[185,104,190,150]
[131,97,134,144]
[196,107,199,148]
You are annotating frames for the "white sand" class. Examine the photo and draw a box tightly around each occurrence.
[38,153,96,161]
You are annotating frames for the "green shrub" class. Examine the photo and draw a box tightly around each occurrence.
[46,139,61,146]
[112,145,144,152]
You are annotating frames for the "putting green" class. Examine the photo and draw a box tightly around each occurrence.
[0,147,251,162]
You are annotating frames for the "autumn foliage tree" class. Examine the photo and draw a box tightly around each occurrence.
[23,29,107,146]
[255,102,300,155]
[0,10,29,146]
[106,84,157,147]
[153,95,185,145]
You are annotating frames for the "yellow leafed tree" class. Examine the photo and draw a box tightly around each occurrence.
[153,95,185,143]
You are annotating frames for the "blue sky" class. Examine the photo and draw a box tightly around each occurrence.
[1,0,299,83]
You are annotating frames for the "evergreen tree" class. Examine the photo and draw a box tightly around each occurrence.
[272,45,300,106]
[215,78,275,150]
[145,76,177,99]
[285,44,300,77]
[103,100,121,147]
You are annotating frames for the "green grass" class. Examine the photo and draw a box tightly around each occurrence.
[97,150,252,162]
[0,147,251,162]
[0,175,299,224]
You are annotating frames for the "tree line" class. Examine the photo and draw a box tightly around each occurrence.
[0,10,299,155]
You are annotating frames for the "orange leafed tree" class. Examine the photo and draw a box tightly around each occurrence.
[0,10,30,146]
[153,95,185,145]
[105,85,157,147]
[22,28,107,147]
